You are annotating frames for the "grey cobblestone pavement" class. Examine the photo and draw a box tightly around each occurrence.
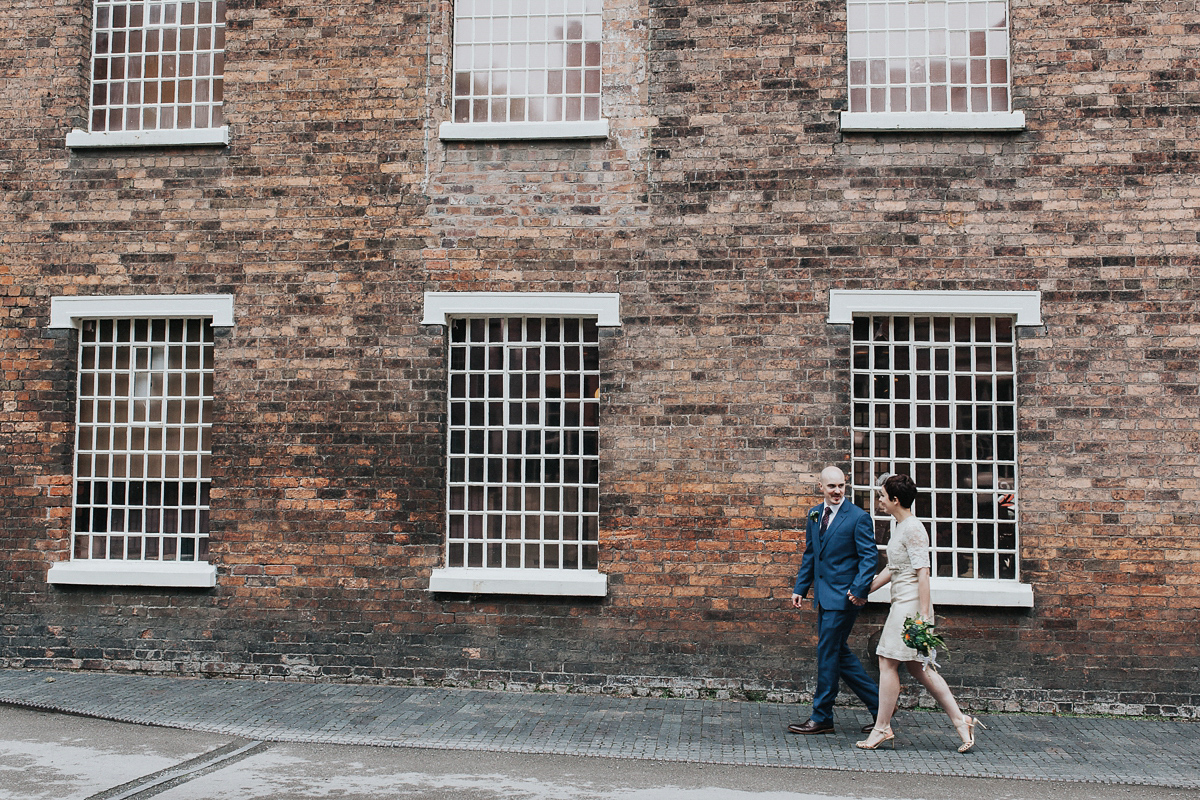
[1,669,1197,789]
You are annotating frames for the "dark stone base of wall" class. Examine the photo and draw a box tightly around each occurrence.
[3,657,1195,720]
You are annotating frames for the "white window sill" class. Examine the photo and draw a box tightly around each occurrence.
[428,567,608,597]
[47,561,217,588]
[438,119,610,141]
[868,578,1033,608]
[66,127,230,149]
[840,111,1026,133]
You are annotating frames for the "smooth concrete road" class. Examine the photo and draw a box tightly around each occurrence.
[3,705,1198,800]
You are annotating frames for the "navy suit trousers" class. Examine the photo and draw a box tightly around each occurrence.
[811,606,880,725]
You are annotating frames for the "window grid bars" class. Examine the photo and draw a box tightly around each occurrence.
[847,0,1011,114]
[850,315,1019,582]
[72,318,214,564]
[452,0,603,124]
[446,316,600,571]
[89,0,226,133]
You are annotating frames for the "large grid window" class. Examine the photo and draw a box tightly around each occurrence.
[847,0,1011,114]
[446,316,600,571]
[851,315,1018,581]
[452,0,602,125]
[72,318,214,565]
[88,0,226,133]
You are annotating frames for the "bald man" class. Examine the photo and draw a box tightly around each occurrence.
[788,466,881,735]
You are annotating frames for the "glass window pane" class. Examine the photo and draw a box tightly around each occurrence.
[446,316,601,570]
[851,314,1019,582]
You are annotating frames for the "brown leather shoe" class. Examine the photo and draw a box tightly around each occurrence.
[788,719,835,735]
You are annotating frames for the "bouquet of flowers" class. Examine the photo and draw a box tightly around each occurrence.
[902,615,946,671]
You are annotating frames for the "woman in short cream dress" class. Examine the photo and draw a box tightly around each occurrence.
[856,473,983,753]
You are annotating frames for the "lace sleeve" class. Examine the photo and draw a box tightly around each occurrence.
[900,518,931,571]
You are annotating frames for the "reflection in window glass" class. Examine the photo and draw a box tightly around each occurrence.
[851,315,1019,581]
[847,0,1011,114]
[89,0,226,132]
[452,0,603,124]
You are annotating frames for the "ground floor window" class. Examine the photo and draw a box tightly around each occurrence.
[423,291,619,596]
[851,313,1019,581]
[72,317,215,565]
[446,315,601,571]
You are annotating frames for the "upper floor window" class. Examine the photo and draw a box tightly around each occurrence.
[841,0,1025,132]
[67,0,229,148]
[439,0,610,141]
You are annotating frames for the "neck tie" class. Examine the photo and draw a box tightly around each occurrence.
[820,506,832,534]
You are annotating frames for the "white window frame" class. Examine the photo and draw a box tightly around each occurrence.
[46,294,234,588]
[438,0,610,142]
[424,292,619,597]
[67,0,230,149]
[840,0,1025,133]
[831,290,1038,608]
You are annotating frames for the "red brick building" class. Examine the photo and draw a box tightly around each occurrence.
[1,0,1197,716]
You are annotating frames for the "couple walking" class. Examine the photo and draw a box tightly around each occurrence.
[788,467,983,752]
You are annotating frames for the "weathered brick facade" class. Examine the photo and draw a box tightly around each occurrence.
[1,0,1197,717]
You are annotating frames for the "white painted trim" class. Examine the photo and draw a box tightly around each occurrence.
[438,119,610,141]
[428,567,608,597]
[828,290,1042,326]
[47,560,217,588]
[49,295,236,329]
[422,292,621,327]
[868,577,1034,608]
[839,111,1026,133]
[66,127,230,149]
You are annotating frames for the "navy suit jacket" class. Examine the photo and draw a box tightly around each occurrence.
[793,501,879,611]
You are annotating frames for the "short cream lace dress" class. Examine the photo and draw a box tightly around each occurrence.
[876,515,933,662]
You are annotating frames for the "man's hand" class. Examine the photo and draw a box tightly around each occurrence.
[847,590,866,607]
[791,593,804,609]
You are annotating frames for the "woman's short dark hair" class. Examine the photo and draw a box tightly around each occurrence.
[883,473,918,509]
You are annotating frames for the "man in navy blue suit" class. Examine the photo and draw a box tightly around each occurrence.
[788,466,881,735]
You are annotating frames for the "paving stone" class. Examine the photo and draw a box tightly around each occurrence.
[0,669,1196,788]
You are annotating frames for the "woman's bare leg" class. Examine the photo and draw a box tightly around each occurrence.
[875,656,902,729]
[904,661,970,742]
[857,656,902,747]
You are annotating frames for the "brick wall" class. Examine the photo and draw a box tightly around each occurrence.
[0,0,1197,717]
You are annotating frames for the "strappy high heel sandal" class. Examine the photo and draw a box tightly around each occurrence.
[957,715,987,753]
[856,726,895,750]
